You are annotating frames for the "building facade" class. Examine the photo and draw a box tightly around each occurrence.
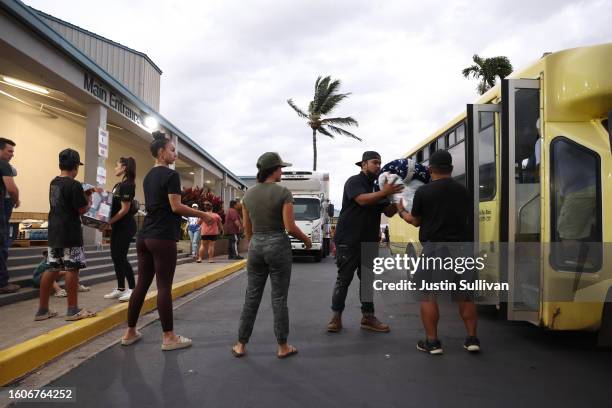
[0,1,246,243]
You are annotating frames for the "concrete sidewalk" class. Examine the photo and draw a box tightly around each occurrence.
[0,252,246,385]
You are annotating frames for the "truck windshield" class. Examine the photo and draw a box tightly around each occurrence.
[293,198,321,221]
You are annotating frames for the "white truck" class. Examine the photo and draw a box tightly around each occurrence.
[279,171,334,262]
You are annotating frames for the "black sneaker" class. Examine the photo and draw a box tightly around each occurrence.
[416,339,443,355]
[464,336,481,352]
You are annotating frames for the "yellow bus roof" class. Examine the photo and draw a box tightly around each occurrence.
[403,42,612,158]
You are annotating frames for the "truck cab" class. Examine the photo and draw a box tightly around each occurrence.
[280,171,334,262]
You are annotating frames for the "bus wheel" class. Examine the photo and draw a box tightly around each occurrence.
[597,288,612,347]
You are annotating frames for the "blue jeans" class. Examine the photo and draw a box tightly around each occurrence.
[188,229,201,256]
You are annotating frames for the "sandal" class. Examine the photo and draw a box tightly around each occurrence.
[161,335,192,351]
[277,346,298,359]
[121,332,143,346]
[231,344,246,358]
[34,310,58,321]
[65,309,97,321]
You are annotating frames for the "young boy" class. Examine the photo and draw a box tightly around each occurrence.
[35,149,96,321]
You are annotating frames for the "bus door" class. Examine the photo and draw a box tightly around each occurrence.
[466,103,500,304]
[501,78,542,323]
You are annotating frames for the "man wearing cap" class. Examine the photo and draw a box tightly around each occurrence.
[35,149,96,321]
[327,151,403,333]
[396,150,480,354]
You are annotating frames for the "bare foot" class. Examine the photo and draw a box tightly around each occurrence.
[122,327,139,342]
[277,343,298,359]
[232,342,246,357]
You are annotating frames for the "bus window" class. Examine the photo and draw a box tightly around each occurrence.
[429,141,437,156]
[422,147,429,162]
[448,141,465,186]
[456,123,465,142]
[479,111,496,201]
[550,138,602,272]
[446,130,456,147]
[417,149,424,163]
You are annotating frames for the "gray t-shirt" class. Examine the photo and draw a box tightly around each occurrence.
[242,182,293,233]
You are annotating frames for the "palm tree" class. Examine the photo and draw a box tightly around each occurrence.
[462,55,513,95]
[287,76,360,171]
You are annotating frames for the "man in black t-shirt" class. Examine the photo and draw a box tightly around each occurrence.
[397,150,480,355]
[0,137,20,294]
[35,149,96,322]
[327,151,403,333]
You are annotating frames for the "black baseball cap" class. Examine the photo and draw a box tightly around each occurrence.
[59,148,83,166]
[429,150,453,169]
[355,151,381,166]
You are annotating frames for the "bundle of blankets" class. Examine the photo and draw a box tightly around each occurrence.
[374,158,430,211]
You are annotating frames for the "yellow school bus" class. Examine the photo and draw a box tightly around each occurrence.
[389,43,612,340]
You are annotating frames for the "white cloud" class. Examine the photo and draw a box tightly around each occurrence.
[25,0,612,206]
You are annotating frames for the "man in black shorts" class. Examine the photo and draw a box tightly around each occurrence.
[396,150,480,354]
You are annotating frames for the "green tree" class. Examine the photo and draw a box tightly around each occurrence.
[287,76,360,171]
[462,54,513,95]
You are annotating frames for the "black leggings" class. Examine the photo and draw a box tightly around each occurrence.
[127,239,177,332]
[110,223,136,289]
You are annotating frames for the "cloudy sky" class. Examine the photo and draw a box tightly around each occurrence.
[25,0,612,206]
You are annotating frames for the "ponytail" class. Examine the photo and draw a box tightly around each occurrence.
[150,131,170,158]
[120,157,136,183]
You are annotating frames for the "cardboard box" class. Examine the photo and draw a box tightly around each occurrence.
[82,189,112,230]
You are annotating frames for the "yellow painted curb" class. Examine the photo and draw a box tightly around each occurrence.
[0,260,246,386]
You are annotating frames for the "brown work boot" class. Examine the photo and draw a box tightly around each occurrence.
[327,312,342,333]
[360,313,390,333]
[0,283,20,294]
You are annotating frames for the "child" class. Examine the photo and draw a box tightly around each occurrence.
[32,250,65,297]
[35,149,96,321]
[375,158,430,211]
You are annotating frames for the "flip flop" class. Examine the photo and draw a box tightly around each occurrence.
[65,309,97,321]
[277,346,298,359]
[121,332,142,346]
[34,310,58,321]
[161,335,192,351]
[231,345,246,358]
